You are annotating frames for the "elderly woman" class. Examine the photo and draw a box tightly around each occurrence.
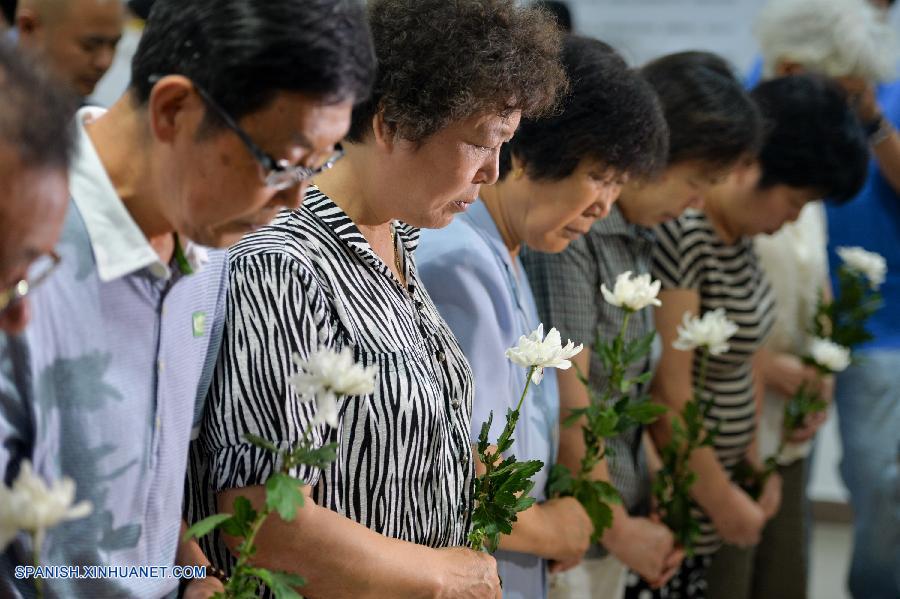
[416,35,668,599]
[523,51,763,599]
[185,1,566,597]
[643,74,868,599]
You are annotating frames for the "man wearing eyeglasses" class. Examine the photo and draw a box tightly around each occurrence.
[0,44,75,336]
[0,1,374,597]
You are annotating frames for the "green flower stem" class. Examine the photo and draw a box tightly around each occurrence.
[493,366,535,455]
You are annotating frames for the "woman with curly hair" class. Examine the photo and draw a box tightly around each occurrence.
[416,35,668,599]
[186,1,566,597]
[523,51,765,599]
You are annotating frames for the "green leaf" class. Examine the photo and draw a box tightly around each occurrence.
[247,568,306,599]
[182,513,232,542]
[547,464,574,497]
[289,443,338,470]
[476,413,494,455]
[244,433,279,454]
[222,496,257,538]
[266,473,305,521]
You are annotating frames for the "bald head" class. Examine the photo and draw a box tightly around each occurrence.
[17,0,124,97]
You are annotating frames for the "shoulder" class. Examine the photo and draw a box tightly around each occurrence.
[417,218,500,278]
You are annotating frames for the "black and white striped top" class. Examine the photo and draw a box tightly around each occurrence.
[185,188,475,573]
[652,209,775,555]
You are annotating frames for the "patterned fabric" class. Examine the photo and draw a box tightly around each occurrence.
[522,205,659,520]
[0,108,228,599]
[418,200,560,599]
[652,209,775,555]
[186,188,475,576]
[624,555,712,599]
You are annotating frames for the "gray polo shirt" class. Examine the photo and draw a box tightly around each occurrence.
[0,108,227,598]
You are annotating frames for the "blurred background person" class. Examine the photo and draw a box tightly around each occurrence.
[755,1,900,596]
[0,42,76,335]
[702,75,869,599]
[533,0,573,32]
[15,0,124,100]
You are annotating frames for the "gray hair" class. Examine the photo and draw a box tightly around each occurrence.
[756,0,897,82]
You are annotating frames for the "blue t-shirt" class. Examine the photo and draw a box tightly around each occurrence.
[826,80,900,350]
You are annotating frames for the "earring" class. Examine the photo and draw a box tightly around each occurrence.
[512,167,525,180]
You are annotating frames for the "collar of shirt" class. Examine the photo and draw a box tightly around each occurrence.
[305,186,421,270]
[70,107,171,282]
[592,203,654,243]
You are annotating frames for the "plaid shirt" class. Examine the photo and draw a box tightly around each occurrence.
[521,205,659,522]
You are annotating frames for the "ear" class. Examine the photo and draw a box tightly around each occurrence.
[147,75,200,145]
[16,8,42,41]
[774,60,805,77]
[371,108,397,152]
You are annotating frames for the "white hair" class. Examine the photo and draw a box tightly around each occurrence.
[756,0,897,82]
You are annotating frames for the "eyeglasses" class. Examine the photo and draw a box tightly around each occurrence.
[0,251,61,315]
[149,75,344,191]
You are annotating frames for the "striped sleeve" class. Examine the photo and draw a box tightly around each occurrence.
[652,216,703,290]
[202,251,336,492]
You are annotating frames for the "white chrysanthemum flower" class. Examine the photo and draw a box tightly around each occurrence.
[289,348,377,428]
[808,337,851,373]
[600,271,662,312]
[505,324,583,385]
[837,246,886,290]
[0,461,92,551]
[672,308,739,356]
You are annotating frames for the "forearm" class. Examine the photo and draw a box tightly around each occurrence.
[871,124,900,194]
[685,445,734,518]
[498,502,557,558]
[556,352,592,475]
[218,486,441,599]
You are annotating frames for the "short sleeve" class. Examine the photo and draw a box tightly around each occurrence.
[418,238,512,444]
[200,251,336,492]
[652,217,702,290]
[521,237,600,348]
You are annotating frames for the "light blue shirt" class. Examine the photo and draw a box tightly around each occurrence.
[0,108,228,598]
[418,201,559,599]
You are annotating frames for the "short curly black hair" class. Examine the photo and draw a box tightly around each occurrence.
[501,35,668,181]
[641,51,763,169]
[347,0,567,143]
[751,75,868,204]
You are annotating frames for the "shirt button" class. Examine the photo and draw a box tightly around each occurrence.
[436,350,446,363]
[158,360,165,373]
[451,399,461,409]
[459,451,470,466]
[155,416,161,430]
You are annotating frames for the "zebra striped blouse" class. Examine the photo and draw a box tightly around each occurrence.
[652,209,775,555]
[185,188,475,573]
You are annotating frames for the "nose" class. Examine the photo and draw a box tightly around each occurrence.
[0,299,30,335]
[473,152,501,186]
[94,45,116,74]
[273,180,309,211]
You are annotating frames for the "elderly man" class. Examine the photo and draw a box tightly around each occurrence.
[0,0,374,597]
[751,1,900,598]
[16,0,124,98]
[0,44,75,335]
